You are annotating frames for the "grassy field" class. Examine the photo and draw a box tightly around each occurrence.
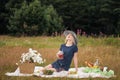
[0,35,120,80]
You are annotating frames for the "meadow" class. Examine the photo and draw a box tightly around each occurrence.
[0,35,120,80]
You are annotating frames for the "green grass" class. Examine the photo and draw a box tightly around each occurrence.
[0,35,120,80]
[78,36,120,47]
[0,36,119,48]
[0,36,64,48]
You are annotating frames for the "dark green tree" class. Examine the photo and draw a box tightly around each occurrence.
[0,0,9,34]
[110,0,120,35]
[43,5,64,35]
[40,0,120,35]
[8,0,64,36]
[1,0,120,36]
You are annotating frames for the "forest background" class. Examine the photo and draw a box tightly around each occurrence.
[0,0,120,36]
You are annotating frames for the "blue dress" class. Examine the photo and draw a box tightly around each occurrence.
[52,44,78,72]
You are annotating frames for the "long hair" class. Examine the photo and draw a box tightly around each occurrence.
[63,30,78,45]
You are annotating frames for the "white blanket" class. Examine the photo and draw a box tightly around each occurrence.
[5,66,113,78]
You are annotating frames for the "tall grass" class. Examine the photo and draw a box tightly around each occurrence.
[0,36,119,48]
[78,36,120,47]
[0,35,119,80]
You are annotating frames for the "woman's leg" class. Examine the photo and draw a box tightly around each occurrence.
[40,64,56,72]
[44,64,56,72]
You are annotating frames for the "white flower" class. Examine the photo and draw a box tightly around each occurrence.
[16,63,18,65]
[19,48,45,64]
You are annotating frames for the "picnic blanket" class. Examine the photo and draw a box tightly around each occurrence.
[5,66,115,78]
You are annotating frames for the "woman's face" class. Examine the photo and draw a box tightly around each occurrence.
[66,34,75,43]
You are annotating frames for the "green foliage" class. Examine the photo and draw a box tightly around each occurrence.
[41,0,120,35]
[43,69,54,75]
[7,0,64,36]
[1,0,120,35]
[0,0,10,34]
[43,5,64,35]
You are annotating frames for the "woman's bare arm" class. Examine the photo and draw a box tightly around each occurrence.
[73,52,78,71]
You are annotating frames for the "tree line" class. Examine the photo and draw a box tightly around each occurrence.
[0,0,120,36]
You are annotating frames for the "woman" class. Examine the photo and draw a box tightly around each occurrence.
[43,30,78,72]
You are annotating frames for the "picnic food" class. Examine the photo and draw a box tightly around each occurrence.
[85,60,104,71]
[85,61,94,67]
[43,69,54,75]
[69,69,77,74]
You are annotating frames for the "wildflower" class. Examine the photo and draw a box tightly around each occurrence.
[19,48,45,64]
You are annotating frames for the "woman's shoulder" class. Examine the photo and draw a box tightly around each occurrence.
[61,44,65,46]
[73,44,78,48]
[70,44,77,47]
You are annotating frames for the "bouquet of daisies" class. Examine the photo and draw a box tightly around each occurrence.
[16,48,45,65]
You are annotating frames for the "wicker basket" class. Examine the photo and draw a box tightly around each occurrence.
[19,62,35,74]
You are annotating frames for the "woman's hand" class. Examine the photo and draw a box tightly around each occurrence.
[57,53,64,59]
[56,51,64,59]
